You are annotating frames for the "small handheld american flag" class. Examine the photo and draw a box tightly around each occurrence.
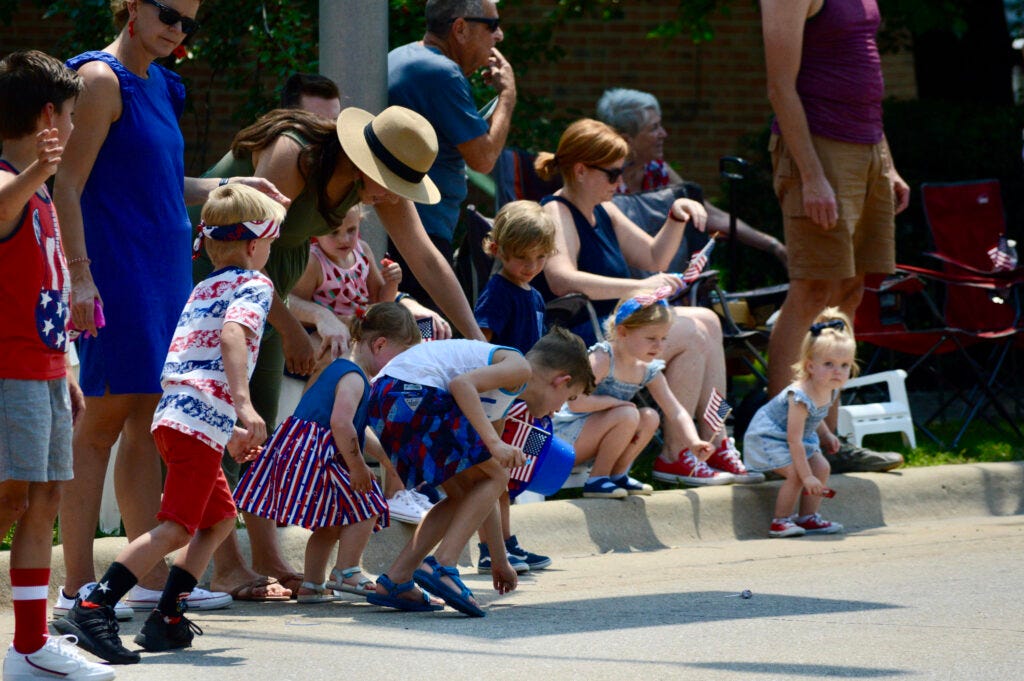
[987,235,1019,272]
[681,238,716,284]
[702,387,731,435]
[502,402,553,485]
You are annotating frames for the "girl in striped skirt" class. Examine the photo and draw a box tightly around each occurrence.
[234,303,421,602]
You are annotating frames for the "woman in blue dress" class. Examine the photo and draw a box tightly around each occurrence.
[52,0,291,610]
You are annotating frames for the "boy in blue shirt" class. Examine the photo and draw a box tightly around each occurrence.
[473,200,557,573]
[474,200,554,352]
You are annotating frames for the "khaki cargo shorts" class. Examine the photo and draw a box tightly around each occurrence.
[770,133,896,280]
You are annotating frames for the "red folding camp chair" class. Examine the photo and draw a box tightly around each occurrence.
[854,179,1023,447]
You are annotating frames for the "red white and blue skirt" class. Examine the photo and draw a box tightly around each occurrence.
[233,416,389,532]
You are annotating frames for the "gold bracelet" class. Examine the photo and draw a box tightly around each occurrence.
[67,256,91,266]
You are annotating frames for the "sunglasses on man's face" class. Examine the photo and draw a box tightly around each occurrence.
[461,16,501,32]
[141,0,200,36]
[587,164,626,184]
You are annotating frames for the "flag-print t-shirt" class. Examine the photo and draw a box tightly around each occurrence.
[152,266,273,450]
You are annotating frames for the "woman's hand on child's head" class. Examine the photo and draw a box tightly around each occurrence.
[644,272,684,294]
[380,258,402,284]
[802,475,824,496]
[692,440,715,461]
[229,176,292,207]
[35,128,63,177]
[348,460,374,495]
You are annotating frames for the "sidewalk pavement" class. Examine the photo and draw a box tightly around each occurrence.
[1,461,1021,608]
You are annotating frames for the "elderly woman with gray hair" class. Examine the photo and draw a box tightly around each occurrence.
[597,88,787,266]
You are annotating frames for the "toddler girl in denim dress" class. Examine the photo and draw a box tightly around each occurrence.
[744,308,856,538]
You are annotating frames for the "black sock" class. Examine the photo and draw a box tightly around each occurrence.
[157,566,198,619]
[85,562,138,607]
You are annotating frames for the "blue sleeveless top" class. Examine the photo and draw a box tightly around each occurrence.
[66,51,191,396]
[540,195,631,344]
[293,358,370,449]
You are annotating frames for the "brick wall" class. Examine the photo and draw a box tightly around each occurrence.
[1,2,916,191]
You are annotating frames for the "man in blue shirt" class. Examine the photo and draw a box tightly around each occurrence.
[388,0,516,310]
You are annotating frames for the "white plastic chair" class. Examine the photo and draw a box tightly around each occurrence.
[837,369,917,449]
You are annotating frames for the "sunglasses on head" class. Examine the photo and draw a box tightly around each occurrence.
[587,164,625,184]
[460,16,501,32]
[141,0,200,36]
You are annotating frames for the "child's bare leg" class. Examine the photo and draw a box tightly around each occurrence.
[114,520,192,580]
[302,527,341,589]
[797,452,831,517]
[332,519,376,579]
[171,516,237,580]
[573,405,641,476]
[433,462,507,567]
[772,463,804,519]
[8,482,60,569]
[611,407,659,476]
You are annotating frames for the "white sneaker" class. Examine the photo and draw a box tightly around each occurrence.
[3,638,114,680]
[124,585,232,611]
[388,490,426,525]
[52,584,133,621]
[409,489,435,512]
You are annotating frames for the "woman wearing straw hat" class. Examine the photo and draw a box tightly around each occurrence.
[192,104,484,601]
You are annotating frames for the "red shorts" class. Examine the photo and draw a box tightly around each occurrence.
[153,426,237,535]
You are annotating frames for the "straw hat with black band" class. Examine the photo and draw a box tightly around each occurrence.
[337,106,441,205]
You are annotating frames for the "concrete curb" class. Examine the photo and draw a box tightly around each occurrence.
[2,462,1021,608]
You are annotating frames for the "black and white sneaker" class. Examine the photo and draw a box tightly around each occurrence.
[52,603,140,665]
[134,609,203,652]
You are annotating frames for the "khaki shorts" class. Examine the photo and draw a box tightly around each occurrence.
[771,133,895,280]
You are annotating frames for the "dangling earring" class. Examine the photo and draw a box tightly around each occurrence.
[128,19,135,37]
[172,45,187,60]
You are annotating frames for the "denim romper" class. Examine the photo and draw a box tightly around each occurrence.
[552,342,665,444]
[743,385,838,472]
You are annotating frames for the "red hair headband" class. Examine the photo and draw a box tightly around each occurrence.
[614,285,674,325]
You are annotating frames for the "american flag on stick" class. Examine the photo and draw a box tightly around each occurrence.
[681,238,716,284]
[987,235,1018,272]
[502,402,553,483]
[702,387,731,434]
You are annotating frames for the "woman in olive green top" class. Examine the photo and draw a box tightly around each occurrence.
[193,106,483,600]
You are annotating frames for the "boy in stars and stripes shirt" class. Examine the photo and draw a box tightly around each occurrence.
[55,185,285,664]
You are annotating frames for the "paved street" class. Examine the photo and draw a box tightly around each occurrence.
[14,514,1023,681]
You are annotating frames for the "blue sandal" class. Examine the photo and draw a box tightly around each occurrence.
[365,573,442,612]
[413,555,485,617]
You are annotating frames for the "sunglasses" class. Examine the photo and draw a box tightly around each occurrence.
[461,16,501,32]
[141,0,200,36]
[587,164,626,184]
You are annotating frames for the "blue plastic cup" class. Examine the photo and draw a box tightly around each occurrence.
[523,435,576,496]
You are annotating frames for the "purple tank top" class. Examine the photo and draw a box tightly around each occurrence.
[775,0,885,145]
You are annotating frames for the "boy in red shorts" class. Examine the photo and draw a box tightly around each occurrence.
[55,184,285,664]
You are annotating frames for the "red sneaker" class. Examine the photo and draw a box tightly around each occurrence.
[795,513,844,535]
[768,517,806,538]
[706,438,765,484]
[652,450,734,486]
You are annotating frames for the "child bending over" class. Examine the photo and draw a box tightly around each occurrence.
[367,328,595,616]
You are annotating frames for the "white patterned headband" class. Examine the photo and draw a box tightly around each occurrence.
[193,217,281,257]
